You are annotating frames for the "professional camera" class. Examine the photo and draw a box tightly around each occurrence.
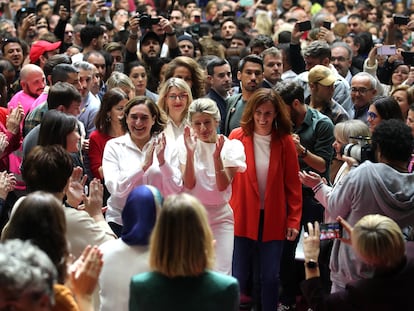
[340,136,375,163]
[137,13,160,29]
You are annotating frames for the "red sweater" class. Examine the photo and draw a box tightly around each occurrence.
[89,130,113,179]
[229,128,302,242]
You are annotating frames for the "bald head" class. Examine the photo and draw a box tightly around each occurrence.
[20,64,46,98]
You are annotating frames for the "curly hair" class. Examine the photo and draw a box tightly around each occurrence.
[163,56,206,99]
[371,119,413,163]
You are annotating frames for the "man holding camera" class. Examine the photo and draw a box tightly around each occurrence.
[125,13,180,91]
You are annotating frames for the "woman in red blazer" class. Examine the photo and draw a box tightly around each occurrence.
[229,88,302,311]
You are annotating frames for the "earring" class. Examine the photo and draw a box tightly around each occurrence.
[106,115,111,122]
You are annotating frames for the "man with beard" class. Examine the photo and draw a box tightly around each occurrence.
[261,47,283,89]
[125,14,180,93]
[206,57,232,134]
[276,80,334,310]
[8,64,45,115]
[307,65,350,125]
[224,54,264,136]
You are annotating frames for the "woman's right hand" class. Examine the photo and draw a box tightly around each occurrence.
[298,170,323,188]
[142,140,155,171]
[184,126,196,156]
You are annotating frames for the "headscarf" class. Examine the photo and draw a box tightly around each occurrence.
[121,185,163,245]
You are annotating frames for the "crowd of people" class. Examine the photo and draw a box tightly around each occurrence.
[0,0,413,310]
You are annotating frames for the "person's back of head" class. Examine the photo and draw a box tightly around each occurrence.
[22,145,73,194]
[47,81,81,110]
[352,214,405,269]
[2,191,68,284]
[274,80,305,106]
[149,193,214,278]
[80,25,104,48]
[371,119,413,164]
[303,40,331,61]
[121,185,163,246]
[44,54,72,83]
[0,239,57,310]
[51,64,78,85]
[38,109,78,148]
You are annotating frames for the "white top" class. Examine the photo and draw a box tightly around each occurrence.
[253,133,271,210]
[98,239,150,311]
[102,133,183,225]
[163,118,189,143]
[178,136,246,207]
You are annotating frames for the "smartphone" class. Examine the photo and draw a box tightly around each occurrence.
[394,15,409,25]
[377,45,397,56]
[402,51,414,65]
[320,222,343,240]
[261,0,273,4]
[323,21,331,30]
[222,10,235,17]
[105,0,112,7]
[194,15,201,23]
[298,20,312,32]
[113,63,124,73]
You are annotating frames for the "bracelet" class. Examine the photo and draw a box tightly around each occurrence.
[166,30,176,36]
[215,169,225,173]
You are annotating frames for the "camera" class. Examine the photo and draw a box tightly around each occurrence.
[341,136,375,163]
[393,15,409,25]
[137,13,160,29]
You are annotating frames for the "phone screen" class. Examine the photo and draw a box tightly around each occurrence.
[320,222,343,240]
[377,45,397,56]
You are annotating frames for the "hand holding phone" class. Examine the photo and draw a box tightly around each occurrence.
[298,20,312,32]
[377,45,397,56]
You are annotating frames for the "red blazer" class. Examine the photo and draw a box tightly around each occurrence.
[229,128,302,242]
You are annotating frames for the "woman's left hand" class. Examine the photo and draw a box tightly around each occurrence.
[213,134,225,158]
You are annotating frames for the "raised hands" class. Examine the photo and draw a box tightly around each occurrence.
[155,132,166,166]
[184,126,197,156]
[68,245,103,298]
[82,178,104,218]
[0,171,15,199]
[6,104,24,134]
[213,134,225,159]
[66,166,88,208]
[0,133,9,155]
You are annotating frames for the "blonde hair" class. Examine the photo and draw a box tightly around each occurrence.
[157,77,193,122]
[107,71,135,92]
[352,214,405,268]
[254,12,273,36]
[149,193,215,277]
[334,119,370,144]
[188,98,221,123]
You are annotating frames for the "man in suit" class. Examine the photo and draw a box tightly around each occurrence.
[206,58,232,134]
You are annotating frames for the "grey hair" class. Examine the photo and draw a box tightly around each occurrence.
[0,239,57,305]
[188,98,221,122]
[331,41,354,59]
[352,71,377,89]
[73,60,95,71]
[334,119,370,144]
[303,40,331,59]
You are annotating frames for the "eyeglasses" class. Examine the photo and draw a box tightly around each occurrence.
[367,111,378,120]
[168,93,188,101]
[351,87,373,95]
[330,56,348,62]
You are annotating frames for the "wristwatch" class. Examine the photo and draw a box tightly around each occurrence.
[305,259,318,269]
[299,147,308,158]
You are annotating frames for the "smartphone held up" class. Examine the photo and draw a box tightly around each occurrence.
[319,222,343,240]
